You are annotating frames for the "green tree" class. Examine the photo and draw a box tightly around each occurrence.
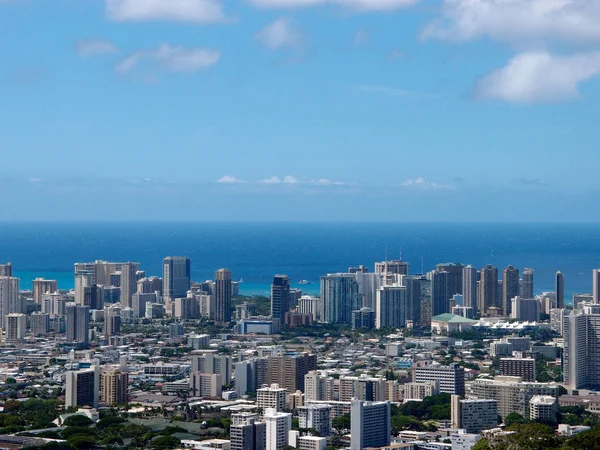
[149,435,181,449]
[505,412,528,427]
[66,435,96,449]
[62,415,93,427]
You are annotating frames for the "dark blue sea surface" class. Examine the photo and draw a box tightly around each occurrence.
[0,222,599,300]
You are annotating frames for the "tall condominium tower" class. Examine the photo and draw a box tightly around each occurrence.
[556,271,565,309]
[0,263,12,277]
[430,270,450,316]
[479,265,498,315]
[320,273,360,324]
[502,266,520,316]
[375,285,409,329]
[215,268,232,324]
[375,260,409,276]
[32,278,57,304]
[66,304,90,344]
[120,263,137,309]
[101,369,129,406]
[522,268,534,299]
[462,266,478,314]
[163,257,191,301]
[0,276,20,327]
[436,263,465,298]
[350,399,391,450]
[563,304,600,390]
[594,269,600,304]
[271,275,291,325]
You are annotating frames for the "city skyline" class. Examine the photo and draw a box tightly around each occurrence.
[2,1,600,221]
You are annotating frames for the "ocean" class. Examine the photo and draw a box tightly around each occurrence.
[1,222,599,301]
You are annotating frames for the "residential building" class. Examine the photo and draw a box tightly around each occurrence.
[298,404,332,437]
[65,304,89,344]
[163,256,191,302]
[511,296,540,322]
[479,265,498,315]
[594,269,600,304]
[404,381,439,401]
[530,395,557,423]
[0,263,12,277]
[320,274,360,324]
[119,262,138,309]
[375,260,409,276]
[264,408,292,450]
[354,272,383,312]
[376,285,409,329]
[257,384,287,412]
[498,357,536,382]
[5,313,26,342]
[462,266,478,314]
[297,436,327,450]
[350,399,391,450]
[352,307,375,330]
[451,395,498,433]
[0,276,20,327]
[192,353,232,384]
[414,364,465,395]
[101,369,128,405]
[235,359,257,397]
[522,268,534,299]
[430,270,450,316]
[490,341,513,357]
[563,307,600,390]
[32,278,57,304]
[466,376,559,419]
[502,266,520,316]
[304,371,334,402]
[556,271,565,309]
[190,373,222,398]
[271,275,290,327]
[215,268,232,324]
[65,367,99,408]
[230,413,266,450]
[267,353,316,392]
[30,312,50,335]
[452,429,482,450]
[339,375,387,402]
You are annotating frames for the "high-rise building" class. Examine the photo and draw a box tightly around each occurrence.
[479,265,498,315]
[556,271,565,309]
[0,263,12,277]
[563,307,600,390]
[339,375,387,402]
[466,376,559,419]
[529,396,557,423]
[257,384,287,412]
[264,408,292,450]
[192,353,232,384]
[6,313,26,342]
[132,292,158,318]
[499,357,536,382]
[298,404,332,437]
[502,266,520,316]
[0,276,20,327]
[104,306,121,340]
[304,371,334,402]
[236,359,257,397]
[354,272,383,311]
[462,266,478,314]
[522,268,534,299]
[436,263,464,298]
[65,367,99,408]
[320,274,360,324]
[32,279,57,304]
[189,373,222,398]
[119,262,138,309]
[215,269,232,324]
[511,296,540,322]
[350,399,391,450]
[594,269,600,304]
[375,285,409,329]
[163,257,191,302]
[271,275,290,326]
[375,260,409,276]
[430,270,450,316]
[267,353,316,393]
[74,260,140,287]
[65,304,89,344]
[451,395,498,433]
[101,368,129,405]
[30,312,50,336]
[230,413,266,450]
[414,364,465,395]
[404,381,439,401]
[351,307,375,330]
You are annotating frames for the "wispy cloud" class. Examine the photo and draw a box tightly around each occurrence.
[116,44,220,74]
[400,177,455,190]
[217,175,246,184]
[105,0,226,24]
[518,178,548,187]
[259,175,299,184]
[310,178,355,187]
[255,17,302,50]
[354,29,370,46]
[474,51,600,103]
[28,178,43,183]
[76,39,118,57]
[357,85,442,99]
[247,0,420,12]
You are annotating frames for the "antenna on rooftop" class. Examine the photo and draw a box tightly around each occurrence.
[400,247,403,262]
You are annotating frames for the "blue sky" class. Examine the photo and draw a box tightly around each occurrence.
[1,0,600,221]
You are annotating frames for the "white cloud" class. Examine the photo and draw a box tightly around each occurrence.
[248,0,419,12]
[217,175,246,183]
[105,0,225,23]
[423,0,600,45]
[76,39,118,57]
[310,178,354,186]
[401,177,455,190]
[259,175,300,184]
[475,51,600,103]
[255,17,301,50]
[116,44,220,74]
[29,178,43,183]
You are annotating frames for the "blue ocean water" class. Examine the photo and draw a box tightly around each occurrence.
[1,222,599,301]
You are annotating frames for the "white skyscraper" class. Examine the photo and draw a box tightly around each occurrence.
[6,313,26,342]
[462,265,478,313]
[264,408,292,450]
[563,305,600,390]
[375,285,409,329]
[0,277,20,327]
[65,367,99,408]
